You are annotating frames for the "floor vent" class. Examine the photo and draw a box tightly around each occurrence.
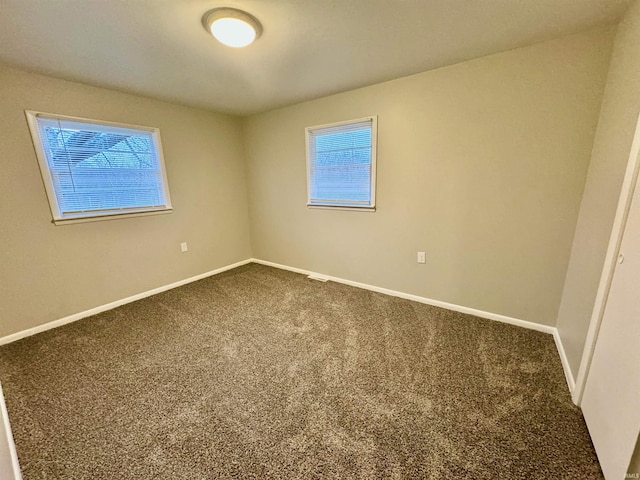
[307,275,328,282]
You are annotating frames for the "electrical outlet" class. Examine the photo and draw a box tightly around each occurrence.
[417,251,426,263]
[180,242,188,253]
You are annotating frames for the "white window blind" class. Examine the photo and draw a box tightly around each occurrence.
[306,116,377,210]
[26,111,172,224]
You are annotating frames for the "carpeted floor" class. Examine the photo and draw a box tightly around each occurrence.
[0,263,602,479]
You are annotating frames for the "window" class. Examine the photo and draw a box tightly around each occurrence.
[26,111,172,225]
[305,116,377,210]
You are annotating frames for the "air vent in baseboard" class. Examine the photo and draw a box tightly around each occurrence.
[307,275,328,282]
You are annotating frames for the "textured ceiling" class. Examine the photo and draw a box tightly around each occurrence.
[0,0,632,116]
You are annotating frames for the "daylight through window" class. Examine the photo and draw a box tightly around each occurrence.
[26,111,172,224]
[306,116,377,210]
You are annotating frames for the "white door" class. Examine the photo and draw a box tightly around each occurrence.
[581,165,640,479]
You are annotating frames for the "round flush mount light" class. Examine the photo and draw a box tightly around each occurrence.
[202,8,262,48]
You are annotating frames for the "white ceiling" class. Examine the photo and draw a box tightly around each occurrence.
[0,0,632,116]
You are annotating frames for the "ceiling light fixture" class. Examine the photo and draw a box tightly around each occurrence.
[202,8,262,48]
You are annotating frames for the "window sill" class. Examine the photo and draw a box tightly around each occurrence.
[52,208,173,225]
[307,204,376,213]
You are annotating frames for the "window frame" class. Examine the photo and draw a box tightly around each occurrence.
[25,110,173,225]
[305,116,377,212]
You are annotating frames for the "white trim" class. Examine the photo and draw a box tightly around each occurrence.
[251,258,555,334]
[572,112,640,406]
[252,258,578,393]
[52,208,172,225]
[0,255,575,398]
[553,330,576,396]
[24,110,173,224]
[0,383,22,480]
[0,259,252,346]
[26,111,161,133]
[307,275,328,282]
[307,205,376,212]
[305,115,377,210]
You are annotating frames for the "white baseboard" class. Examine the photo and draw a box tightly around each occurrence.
[553,330,576,398]
[252,258,576,395]
[252,258,555,334]
[0,383,22,480]
[0,259,252,347]
[0,256,575,397]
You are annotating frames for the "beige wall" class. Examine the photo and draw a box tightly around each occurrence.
[557,1,640,378]
[243,28,614,326]
[0,66,252,338]
[0,26,619,340]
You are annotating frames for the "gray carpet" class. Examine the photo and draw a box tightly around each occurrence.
[0,263,602,479]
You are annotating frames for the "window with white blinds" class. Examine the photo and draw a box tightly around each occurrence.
[306,116,377,210]
[26,111,172,224]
